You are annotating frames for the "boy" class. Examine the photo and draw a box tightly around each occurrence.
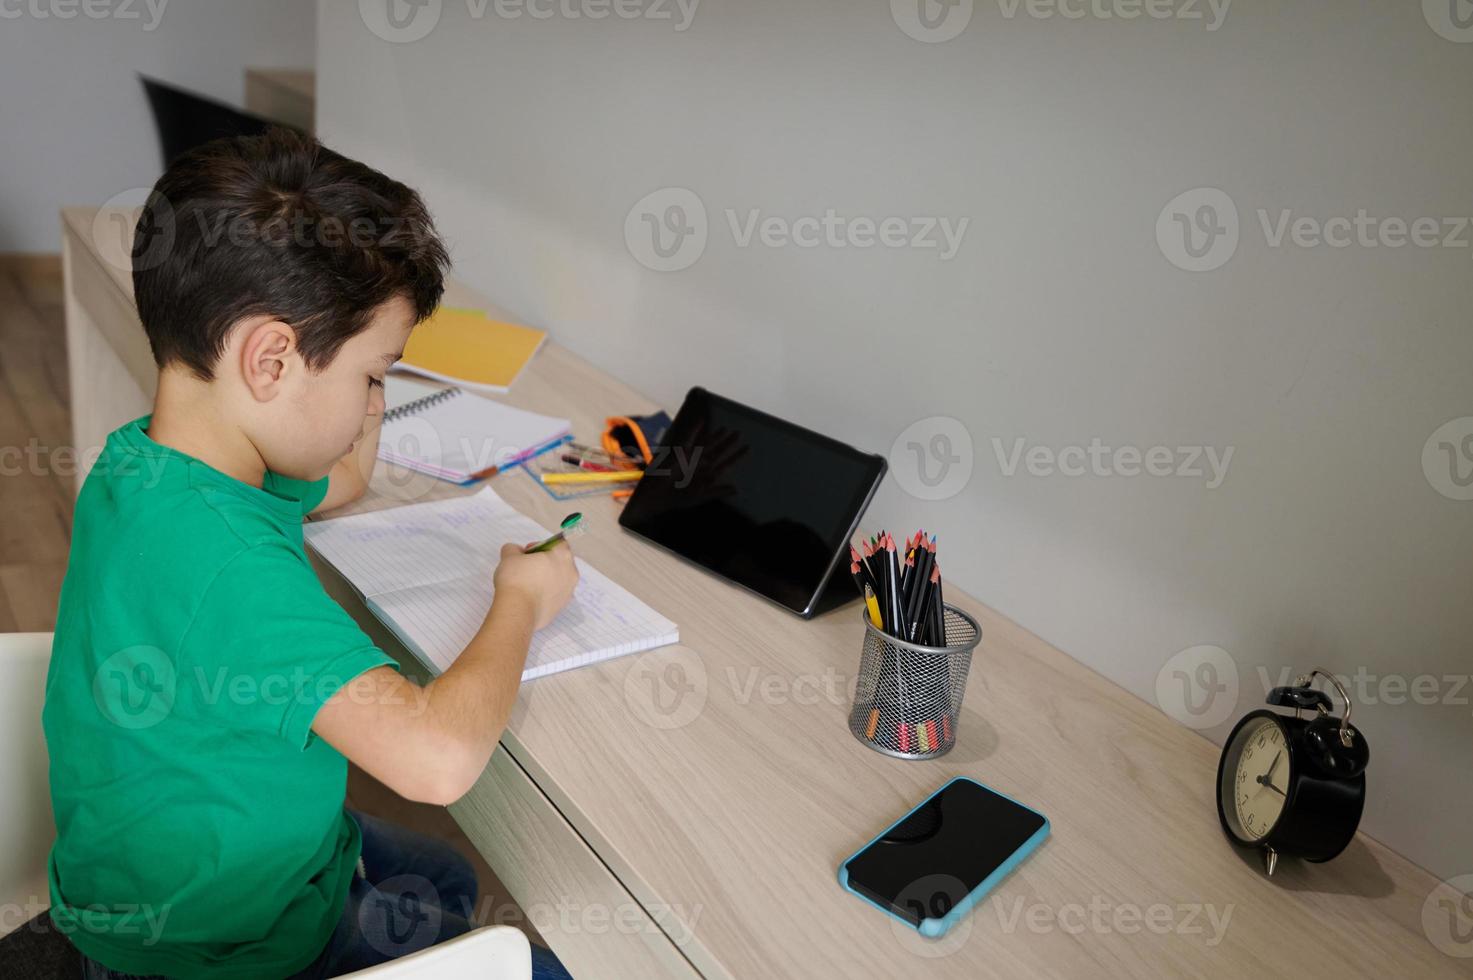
[43,130,579,979]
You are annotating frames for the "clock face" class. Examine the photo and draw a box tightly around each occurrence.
[1220,716,1291,843]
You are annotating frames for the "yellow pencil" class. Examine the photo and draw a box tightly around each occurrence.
[540,470,643,486]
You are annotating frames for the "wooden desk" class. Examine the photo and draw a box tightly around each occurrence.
[61,207,1466,979]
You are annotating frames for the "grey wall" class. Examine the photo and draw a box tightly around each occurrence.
[317,0,1472,880]
[0,0,313,252]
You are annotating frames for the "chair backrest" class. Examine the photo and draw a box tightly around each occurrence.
[0,633,56,930]
[342,926,532,980]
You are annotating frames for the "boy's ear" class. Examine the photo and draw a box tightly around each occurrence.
[238,317,300,400]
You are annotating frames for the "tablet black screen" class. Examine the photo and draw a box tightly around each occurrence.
[617,388,885,616]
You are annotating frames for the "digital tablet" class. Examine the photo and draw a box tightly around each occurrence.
[617,387,886,618]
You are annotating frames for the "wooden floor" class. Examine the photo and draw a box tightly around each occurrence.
[1,254,545,950]
[0,256,72,632]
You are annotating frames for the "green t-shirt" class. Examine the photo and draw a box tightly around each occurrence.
[43,415,398,979]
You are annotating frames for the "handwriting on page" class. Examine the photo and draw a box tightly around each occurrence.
[304,488,678,680]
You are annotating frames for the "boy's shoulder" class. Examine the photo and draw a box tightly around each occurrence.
[76,418,326,574]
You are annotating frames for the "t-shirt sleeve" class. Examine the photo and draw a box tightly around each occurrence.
[262,471,331,516]
[179,542,400,749]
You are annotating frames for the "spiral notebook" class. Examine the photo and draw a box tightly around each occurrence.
[304,487,679,679]
[378,376,571,484]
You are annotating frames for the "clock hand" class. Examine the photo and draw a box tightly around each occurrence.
[1254,772,1286,797]
[1267,750,1283,778]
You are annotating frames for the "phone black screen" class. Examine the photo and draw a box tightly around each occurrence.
[618,387,885,616]
[843,778,1048,928]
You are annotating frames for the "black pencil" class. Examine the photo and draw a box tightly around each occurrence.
[885,532,904,635]
[931,558,946,644]
[904,535,934,642]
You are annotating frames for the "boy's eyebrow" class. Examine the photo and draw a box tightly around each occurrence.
[380,350,404,365]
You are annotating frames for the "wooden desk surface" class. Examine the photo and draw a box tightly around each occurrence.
[61,207,1466,979]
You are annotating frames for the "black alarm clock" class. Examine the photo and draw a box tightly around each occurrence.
[1215,668,1369,876]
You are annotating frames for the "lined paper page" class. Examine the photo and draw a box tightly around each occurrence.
[378,383,571,482]
[303,488,678,678]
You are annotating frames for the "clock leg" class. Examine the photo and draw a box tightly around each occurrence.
[1263,847,1278,876]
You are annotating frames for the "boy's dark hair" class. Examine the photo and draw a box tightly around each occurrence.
[133,128,449,381]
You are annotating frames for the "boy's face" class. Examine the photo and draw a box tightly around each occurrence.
[237,294,417,481]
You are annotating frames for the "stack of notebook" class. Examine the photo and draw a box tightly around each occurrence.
[378,376,570,484]
[303,488,680,679]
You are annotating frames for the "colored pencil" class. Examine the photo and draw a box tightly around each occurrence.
[540,470,643,485]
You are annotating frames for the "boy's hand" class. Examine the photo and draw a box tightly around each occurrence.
[493,542,578,630]
[312,410,383,515]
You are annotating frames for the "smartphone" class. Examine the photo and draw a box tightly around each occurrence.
[838,777,1049,938]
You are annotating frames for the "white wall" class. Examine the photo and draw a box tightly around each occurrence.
[0,0,314,252]
[317,0,1472,880]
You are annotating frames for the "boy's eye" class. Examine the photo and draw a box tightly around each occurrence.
[369,376,385,389]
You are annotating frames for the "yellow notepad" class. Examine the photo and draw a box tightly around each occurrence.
[398,307,547,393]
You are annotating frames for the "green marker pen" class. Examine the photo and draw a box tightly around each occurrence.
[524,512,585,553]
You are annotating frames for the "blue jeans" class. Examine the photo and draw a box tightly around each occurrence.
[79,808,573,979]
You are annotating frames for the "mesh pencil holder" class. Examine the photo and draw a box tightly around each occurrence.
[848,605,981,760]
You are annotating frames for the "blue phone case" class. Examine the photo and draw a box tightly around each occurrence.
[836,776,1050,938]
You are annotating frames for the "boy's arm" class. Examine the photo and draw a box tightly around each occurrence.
[312,410,383,515]
[310,544,577,805]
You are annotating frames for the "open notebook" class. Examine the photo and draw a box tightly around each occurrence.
[303,488,678,679]
[378,376,571,484]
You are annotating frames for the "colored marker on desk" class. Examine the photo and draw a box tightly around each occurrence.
[560,453,616,473]
[541,469,642,485]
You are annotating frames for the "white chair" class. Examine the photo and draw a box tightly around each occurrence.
[344,928,531,978]
[0,632,533,979]
[0,631,54,925]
